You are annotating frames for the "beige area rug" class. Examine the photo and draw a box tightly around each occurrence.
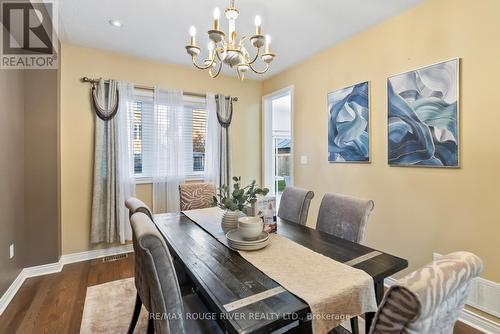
[80,278,149,334]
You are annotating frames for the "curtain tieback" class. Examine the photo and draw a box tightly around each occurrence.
[215,94,234,128]
[91,82,120,121]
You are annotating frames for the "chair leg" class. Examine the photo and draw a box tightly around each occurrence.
[127,293,142,334]
[147,317,154,334]
[350,317,359,334]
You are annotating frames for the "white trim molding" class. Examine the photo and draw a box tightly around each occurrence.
[60,244,133,265]
[0,244,133,316]
[384,277,500,334]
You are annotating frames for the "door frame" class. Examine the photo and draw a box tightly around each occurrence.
[262,85,294,195]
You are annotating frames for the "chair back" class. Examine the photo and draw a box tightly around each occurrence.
[277,186,315,225]
[370,252,483,334]
[125,197,153,219]
[130,212,186,334]
[126,197,154,319]
[316,193,374,243]
[179,183,216,211]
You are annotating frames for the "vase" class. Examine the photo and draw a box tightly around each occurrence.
[221,210,246,234]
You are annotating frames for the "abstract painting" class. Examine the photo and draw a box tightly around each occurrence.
[387,59,459,167]
[328,81,370,162]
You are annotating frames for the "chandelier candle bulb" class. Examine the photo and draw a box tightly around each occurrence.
[265,35,271,53]
[213,8,220,30]
[189,26,197,45]
[254,15,262,35]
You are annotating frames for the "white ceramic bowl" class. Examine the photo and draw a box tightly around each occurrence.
[238,217,263,240]
[238,216,262,227]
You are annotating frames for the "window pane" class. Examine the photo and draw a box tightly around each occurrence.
[132,101,143,174]
[192,108,207,172]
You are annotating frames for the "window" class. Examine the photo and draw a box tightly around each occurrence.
[183,98,208,176]
[131,90,207,181]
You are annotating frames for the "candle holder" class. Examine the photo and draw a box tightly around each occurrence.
[185,45,200,57]
[208,30,225,43]
[262,53,276,64]
[250,35,265,49]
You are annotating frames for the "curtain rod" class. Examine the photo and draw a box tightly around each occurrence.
[80,77,238,101]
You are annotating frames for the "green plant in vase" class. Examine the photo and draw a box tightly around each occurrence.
[214,176,269,233]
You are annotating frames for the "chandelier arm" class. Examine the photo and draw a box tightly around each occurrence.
[191,55,216,70]
[209,59,223,78]
[215,48,223,61]
[238,36,248,47]
[249,62,269,75]
[247,46,261,65]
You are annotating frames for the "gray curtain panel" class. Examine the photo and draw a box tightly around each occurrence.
[90,80,135,244]
[215,94,234,189]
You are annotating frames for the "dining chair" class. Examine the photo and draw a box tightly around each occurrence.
[128,211,223,334]
[277,186,315,225]
[332,252,483,334]
[371,251,483,333]
[179,183,216,211]
[125,197,188,289]
[316,193,374,333]
[316,193,374,244]
[125,197,153,219]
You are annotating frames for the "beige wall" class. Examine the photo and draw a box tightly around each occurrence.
[263,0,500,282]
[59,44,262,254]
[0,70,25,295]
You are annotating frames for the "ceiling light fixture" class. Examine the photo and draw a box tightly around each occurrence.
[185,0,275,80]
[109,20,122,27]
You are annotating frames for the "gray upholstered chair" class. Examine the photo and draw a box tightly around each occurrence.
[277,186,315,225]
[125,197,153,219]
[316,193,374,244]
[179,183,216,211]
[316,193,373,333]
[128,212,223,334]
[369,251,483,334]
[125,197,188,300]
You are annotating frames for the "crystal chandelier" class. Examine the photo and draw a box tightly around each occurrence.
[185,0,275,80]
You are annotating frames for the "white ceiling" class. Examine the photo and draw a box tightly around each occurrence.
[57,0,423,80]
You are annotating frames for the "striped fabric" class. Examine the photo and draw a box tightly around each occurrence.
[370,251,483,334]
[179,183,216,211]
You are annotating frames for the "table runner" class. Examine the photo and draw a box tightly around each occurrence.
[182,208,377,334]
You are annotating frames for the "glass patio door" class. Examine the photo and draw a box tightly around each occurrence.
[263,87,293,198]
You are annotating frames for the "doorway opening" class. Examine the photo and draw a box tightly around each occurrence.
[262,86,293,198]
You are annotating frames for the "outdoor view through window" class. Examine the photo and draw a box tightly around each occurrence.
[131,94,207,179]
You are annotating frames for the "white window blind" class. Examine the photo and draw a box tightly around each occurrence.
[130,89,207,181]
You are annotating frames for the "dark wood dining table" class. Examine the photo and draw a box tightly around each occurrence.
[154,212,408,334]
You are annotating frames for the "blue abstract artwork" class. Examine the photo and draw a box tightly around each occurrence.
[388,59,459,167]
[328,81,370,162]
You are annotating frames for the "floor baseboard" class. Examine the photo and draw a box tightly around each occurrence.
[0,270,26,317]
[60,244,133,265]
[384,277,500,334]
[0,244,133,316]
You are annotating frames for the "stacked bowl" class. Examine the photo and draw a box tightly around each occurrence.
[226,217,270,251]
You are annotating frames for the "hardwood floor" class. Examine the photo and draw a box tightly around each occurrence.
[0,253,134,334]
[0,252,484,334]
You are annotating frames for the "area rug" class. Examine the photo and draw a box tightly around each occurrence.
[80,278,149,333]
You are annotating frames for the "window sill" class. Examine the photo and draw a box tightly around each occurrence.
[135,177,152,185]
[135,175,205,185]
